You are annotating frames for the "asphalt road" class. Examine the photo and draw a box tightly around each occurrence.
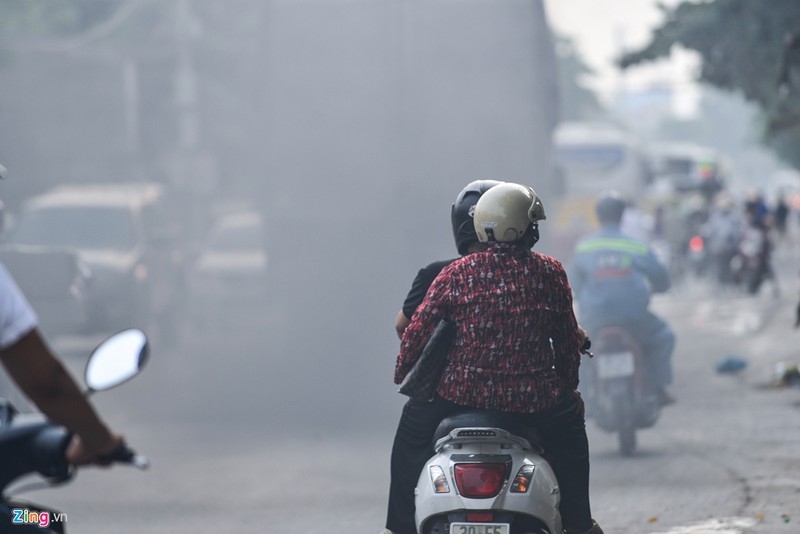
[6,255,800,533]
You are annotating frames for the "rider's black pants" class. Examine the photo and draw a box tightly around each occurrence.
[385,393,593,534]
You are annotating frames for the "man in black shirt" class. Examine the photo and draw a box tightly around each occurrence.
[394,259,455,338]
[383,180,501,534]
[392,181,503,340]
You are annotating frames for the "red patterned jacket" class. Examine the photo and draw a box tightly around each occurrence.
[395,242,583,413]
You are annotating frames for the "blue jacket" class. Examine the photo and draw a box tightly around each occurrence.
[567,226,670,322]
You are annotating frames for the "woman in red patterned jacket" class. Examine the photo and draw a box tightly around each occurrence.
[394,183,602,534]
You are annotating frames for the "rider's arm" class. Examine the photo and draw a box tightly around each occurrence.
[550,267,584,390]
[396,260,455,340]
[638,248,671,293]
[0,329,121,463]
[395,310,411,339]
[394,265,454,384]
[565,252,586,298]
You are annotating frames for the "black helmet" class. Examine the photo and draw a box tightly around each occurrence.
[451,180,503,255]
[595,190,626,225]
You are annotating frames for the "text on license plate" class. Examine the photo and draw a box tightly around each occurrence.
[596,351,635,379]
[449,523,509,534]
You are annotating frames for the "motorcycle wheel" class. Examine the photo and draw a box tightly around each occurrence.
[615,395,637,456]
[618,422,637,456]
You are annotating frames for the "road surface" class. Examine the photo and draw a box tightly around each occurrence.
[5,257,799,533]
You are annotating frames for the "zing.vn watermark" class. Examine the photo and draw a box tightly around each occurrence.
[11,508,67,529]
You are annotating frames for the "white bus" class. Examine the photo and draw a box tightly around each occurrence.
[554,121,650,199]
[546,122,651,259]
[645,141,727,197]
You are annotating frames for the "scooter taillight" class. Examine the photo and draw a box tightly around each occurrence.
[510,464,535,493]
[689,235,704,253]
[454,463,506,498]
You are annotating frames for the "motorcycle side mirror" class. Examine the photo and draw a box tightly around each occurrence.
[84,329,149,394]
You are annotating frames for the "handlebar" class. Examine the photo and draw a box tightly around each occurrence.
[580,338,594,358]
[0,423,148,498]
[97,443,150,470]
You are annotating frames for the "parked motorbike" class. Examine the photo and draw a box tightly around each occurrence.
[0,328,150,533]
[580,326,659,456]
[414,411,562,534]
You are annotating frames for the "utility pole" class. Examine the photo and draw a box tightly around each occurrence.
[174,0,200,186]
[172,0,215,244]
[122,58,141,177]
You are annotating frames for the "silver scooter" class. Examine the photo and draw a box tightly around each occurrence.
[414,411,562,534]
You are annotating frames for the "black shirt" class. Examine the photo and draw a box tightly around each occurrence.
[401,258,457,319]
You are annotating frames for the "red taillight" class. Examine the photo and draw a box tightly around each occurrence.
[466,513,494,522]
[689,235,704,253]
[454,463,506,498]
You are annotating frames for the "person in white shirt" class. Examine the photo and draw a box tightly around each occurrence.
[620,199,654,243]
[0,162,123,465]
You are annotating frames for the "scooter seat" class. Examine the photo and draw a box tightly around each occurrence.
[433,410,545,452]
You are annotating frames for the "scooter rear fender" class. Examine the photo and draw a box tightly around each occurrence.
[416,430,561,534]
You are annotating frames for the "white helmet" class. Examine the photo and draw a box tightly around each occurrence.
[473,182,546,243]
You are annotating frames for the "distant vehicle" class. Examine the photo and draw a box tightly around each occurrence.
[581,326,661,456]
[554,121,651,201]
[548,121,651,260]
[187,211,267,327]
[6,183,185,333]
[646,142,727,198]
[0,244,91,338]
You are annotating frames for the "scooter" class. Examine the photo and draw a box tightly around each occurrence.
[580,326,659,456]
[732,224,772,295]
[687,234,708,278]
[414,411,562,534]
[0,328,150,533]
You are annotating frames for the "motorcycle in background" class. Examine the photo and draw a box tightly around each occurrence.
[0,329,150,533]
[687,234,708,278]
[580,326,660,456]
[732,221,774,295]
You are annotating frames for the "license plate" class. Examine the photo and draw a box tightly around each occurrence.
[449,523,509,534]
[596,351,635,379]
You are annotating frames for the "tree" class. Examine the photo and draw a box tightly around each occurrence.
[0,0,125,37]
[619,0,800,169]
[555,35,606,121]
[0,0,130,66]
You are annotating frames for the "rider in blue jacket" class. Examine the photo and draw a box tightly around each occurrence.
[568,191,675,406]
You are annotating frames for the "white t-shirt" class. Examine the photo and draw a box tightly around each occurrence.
[0,262,38,351]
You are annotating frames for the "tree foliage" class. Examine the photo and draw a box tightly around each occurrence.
[555,35,606,121]
[0,0,125,37]
[619,0,800,169]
